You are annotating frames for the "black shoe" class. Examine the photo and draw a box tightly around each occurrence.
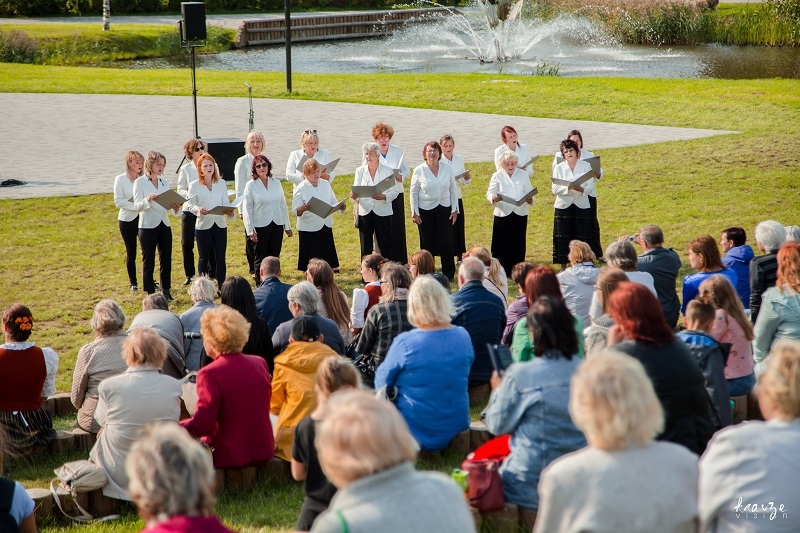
[163,292,175,303]
[182,277,192,285]
[130,285,138,292]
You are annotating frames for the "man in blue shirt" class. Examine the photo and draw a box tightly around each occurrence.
[253,256,293,334]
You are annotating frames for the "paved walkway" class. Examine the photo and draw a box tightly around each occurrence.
[0,93,733,200]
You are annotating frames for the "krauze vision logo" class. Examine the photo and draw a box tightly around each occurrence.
[734,498,789,521]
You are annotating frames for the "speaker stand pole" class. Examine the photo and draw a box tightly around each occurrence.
[191,45,199,139]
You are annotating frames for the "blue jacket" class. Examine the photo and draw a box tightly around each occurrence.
[254,277,293,334]
[722,245,755,309]
[375,327,473,452]
[451,280,507,382]
[682,268,738,316]
[676,330,733,429]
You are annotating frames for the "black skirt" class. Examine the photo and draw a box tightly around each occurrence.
[0,405,56,455]
[553,205,593,264]
[491,212,528,276]
[389,193,408,264]
[298,226,339,271]
[452,198,467,256]
[587,195,603,259]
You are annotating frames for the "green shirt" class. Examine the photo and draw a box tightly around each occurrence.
[511,314,585,362]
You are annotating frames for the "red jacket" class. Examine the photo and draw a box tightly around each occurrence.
[180,352,274,468]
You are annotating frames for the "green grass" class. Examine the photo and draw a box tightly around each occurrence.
[0,69,799,531]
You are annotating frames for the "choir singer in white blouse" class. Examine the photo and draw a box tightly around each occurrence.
[350,142,398,261]
[372,121,410,263]
[552,138,595,271]
[285,129,336,189]
[494,125,534,179]
[234,130,268,279]
[410,141,459,282]
[187,153,234,285]
[440,134,470,264]
[242,155,292,285]
[113,150,144,292]
[487,150,534,276]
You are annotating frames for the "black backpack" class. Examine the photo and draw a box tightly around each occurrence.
[0,477,21,533]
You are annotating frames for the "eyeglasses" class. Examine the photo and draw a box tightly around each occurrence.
[255,163,269,169]
[304,129,317,134]
[194,147,205,152]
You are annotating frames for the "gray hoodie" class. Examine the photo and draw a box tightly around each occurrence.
[558,262,600,326]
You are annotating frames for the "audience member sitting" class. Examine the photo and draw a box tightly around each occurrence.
[557,239,599,326]
[71,299,129,433]
[350,254,384,335]
[452,257,506,392]
[677,300,733,430]
[698,275,756,397]
[254,256,294,334]
[90,328,181,500]
[306,259,353,346]
[292,357,360,531]
[535,351,699,533]
[0,429,37,533]
[126,423,235,533]
[129,294,186,379]
[180,305,274,469]
[786,225,800,242]
[607,282,715,455]
[374,275,473,452]
[699,340,800,532]
[484,296,587,516]
[753,241,800,374]
[682,235,738,317]
[589,240,656,322]
[501,262,535,345]
[634,224,682,328]
[511,265,585,362]
[311,390,476,533]
[465,246,508,308]
[272,282,345,355]
[179,277,217,371]
[272,316,338,461]
[408,249,435,278]
[355,262,414,375]
[0,303,58,455]
[750,220,786,323]
[217,276,275,373]
[584,268,628,357]
[720,226,754,311]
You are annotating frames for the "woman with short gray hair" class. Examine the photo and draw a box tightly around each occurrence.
[349,141,398,260]
[751,220,787,322]
[588,240,656,322]
[179,276,217,371]
[71,299,129,433]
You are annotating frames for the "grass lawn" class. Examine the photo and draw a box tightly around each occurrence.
[0,66,799,531]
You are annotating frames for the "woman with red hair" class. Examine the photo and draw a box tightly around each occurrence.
[510,265,585,362]
[607,282,715,454]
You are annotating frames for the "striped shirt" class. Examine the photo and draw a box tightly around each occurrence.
[356,299,413,367]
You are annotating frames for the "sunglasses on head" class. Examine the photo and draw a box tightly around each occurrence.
[304,129,317,134]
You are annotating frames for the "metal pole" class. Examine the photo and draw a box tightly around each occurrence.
[284,0,292,93]
[191,45,199,138]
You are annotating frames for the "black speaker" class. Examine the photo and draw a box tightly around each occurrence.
[206,138,245,183]
[181,2,207,41]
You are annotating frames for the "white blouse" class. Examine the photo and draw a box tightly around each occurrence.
[552,160,595,210]
[234,153,254,198]
[378,144,409,196]
[441,153,470,200]
[1,342,59,398]
[132,175,181,229]
[292,178,341,232]
[410,163,459,216]
[350,282,381,329]
[242,178,292,235]
[494,142,533,179]
[177,161,198,212]
[551,148,604,198]
[113,173,140,222]
[486,167,534,217]
[187,179,234,230]
[353,163,398,217]
[285,148,337,188]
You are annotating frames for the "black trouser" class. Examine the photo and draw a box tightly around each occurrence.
[119,217,139,286]
[253,222,284,285]
[139,222,172,294]
[182,211,215,279]
[196,224,227,284]
[418,205,455,280]
[389,193,408,263]
[588,195,603,259]
[358,211,393,261]
[245,228,257,275]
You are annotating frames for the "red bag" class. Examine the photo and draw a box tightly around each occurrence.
[460,435,510,512]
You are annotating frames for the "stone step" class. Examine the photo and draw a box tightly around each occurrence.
[49,392,76,416]
[25,488,52,524]
[48,430,75,454]
[71,428,97,452]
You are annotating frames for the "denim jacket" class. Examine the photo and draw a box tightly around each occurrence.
[483,353,586,511]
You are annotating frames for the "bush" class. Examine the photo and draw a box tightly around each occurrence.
[0,0,62,16]
[0,28,39,63]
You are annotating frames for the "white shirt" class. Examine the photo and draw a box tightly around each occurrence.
[242,177,292,235]
[234,153,255,198]
[486,167,534,217]
[350,282,381,329]
[551,148,604,197]
[113,173,141,222]
[378,144,409,196]
[441,153,470,200]
[177,161,198,212]
[285,148,337,188]
[132,175,181,229]
[410,163,458,216]
[187,179,234,230]
[353,163,398,217]
[552,160,595,209]
[494,142,533,179]
[292,178,341,232]
[1,342,58,398]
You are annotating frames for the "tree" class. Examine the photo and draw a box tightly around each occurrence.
[103,0,110,31]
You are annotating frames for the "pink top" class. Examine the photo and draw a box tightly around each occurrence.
[143,515,234,533]
[710,309,754,380]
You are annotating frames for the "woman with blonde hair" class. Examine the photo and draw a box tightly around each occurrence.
[113,150,144,292]
[699,340,800,532]
[465,246,508,307]
[292,357,361,531]
[286,129,337,188]
[126,423,234,533]
[682,235,738,316]
[374,276,473,451]
[311,390,475,532]
[698,275,756,396]
[306,258,352,346]
[535,351,699,533]
[557,239,600,326]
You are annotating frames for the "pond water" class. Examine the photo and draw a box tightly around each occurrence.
[124,13,800,79]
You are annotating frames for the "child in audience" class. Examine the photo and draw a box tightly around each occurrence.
[677,300,733,430]
[291,357,360,532]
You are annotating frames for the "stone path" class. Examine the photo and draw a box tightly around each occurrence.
[0,93,733,200]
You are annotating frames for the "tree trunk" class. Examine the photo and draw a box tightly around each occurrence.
[102,0,110,31]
